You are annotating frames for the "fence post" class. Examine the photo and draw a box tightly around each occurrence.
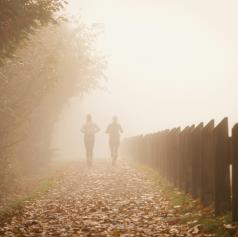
[150,134,155,167]
[201,120,215,206]
[144,135,150,166]
[167,130,172,182]
[214,117,231,215]
[191,123,203,199]
[159,131,165,176]
[156,132,161,173]
[185,125,195,194]
[232,123,238,221]
[152,133,158,170]
[167,129,176,183]
[172,128,178,184]
[171,128,180,186]
[164,130,169,179]
[136,136,142,163]
[161,130,169,177]
[179,126,189,192]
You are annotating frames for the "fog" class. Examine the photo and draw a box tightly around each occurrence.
[52,0,238,159]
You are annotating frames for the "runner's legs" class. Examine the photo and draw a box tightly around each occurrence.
[109,138,120,165]
[84,136,95,167]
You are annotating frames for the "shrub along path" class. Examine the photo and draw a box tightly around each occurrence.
[0,160,234,236]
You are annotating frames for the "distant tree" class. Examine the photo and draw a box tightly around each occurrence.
[0,22,105,196]
[0,0,67,65]
[0,0,106,199]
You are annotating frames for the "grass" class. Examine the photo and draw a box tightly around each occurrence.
[0,177,56,224]
[133,161,238,237]
[0,160,71,226]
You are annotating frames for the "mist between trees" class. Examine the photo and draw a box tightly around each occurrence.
[0,1,105,204]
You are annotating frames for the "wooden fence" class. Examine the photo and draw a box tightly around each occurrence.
[122,118,238,221]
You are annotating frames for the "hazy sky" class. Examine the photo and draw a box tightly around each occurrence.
[53,0,238,158]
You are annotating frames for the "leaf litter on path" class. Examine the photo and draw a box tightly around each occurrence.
[0,160,208,236]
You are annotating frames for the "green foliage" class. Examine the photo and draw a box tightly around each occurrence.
[0,0,67,65]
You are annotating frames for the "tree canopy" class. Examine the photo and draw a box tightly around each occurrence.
[0,0,67,65]
[0,1,106,197]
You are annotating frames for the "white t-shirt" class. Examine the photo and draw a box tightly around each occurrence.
[81,121,99,137]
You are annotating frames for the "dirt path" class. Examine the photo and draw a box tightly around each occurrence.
[0,160,200,236]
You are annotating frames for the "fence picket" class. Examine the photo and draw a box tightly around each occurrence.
[122,117,235,217]
[232,124,238,221]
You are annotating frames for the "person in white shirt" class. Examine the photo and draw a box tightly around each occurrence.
[81,114,100,167]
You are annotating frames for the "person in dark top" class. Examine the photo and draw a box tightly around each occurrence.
[106,116,123,165]
[81,114,100,167]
